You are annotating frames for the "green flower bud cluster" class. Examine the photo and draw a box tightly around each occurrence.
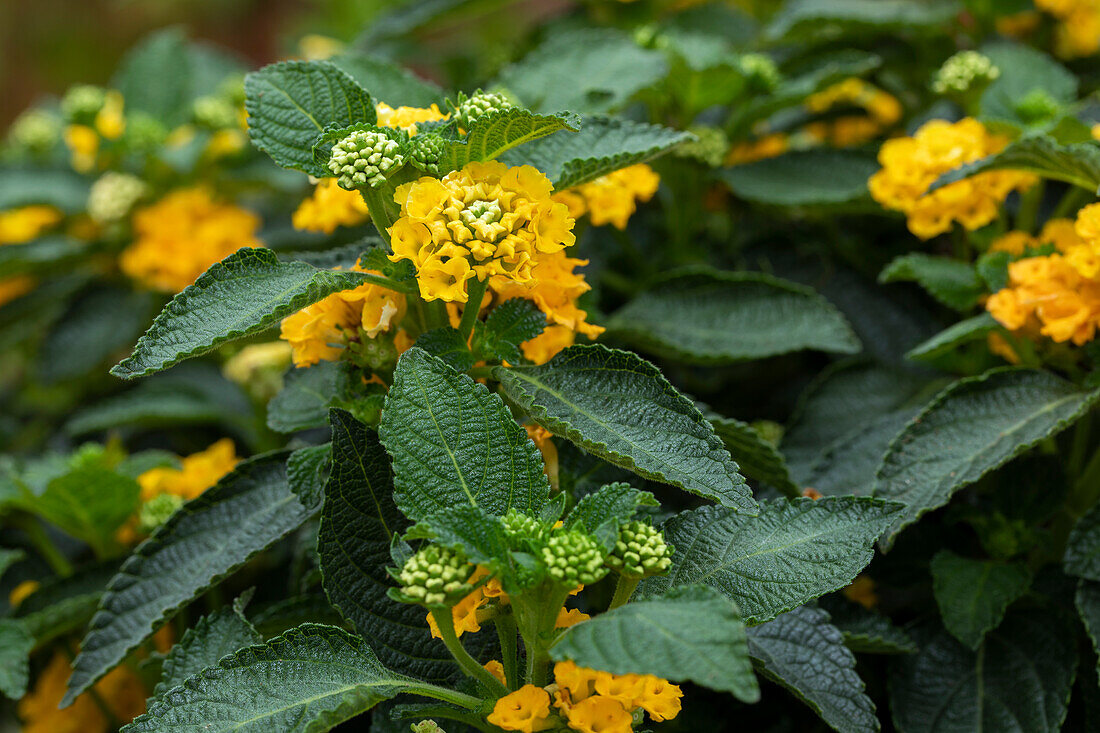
[192,95,239,129]
[87,172,147,223]
[932,51,1000,95]
[541,530,608,587]
[8,109,61,151]
[454,90,513,130]
[740,54,781,92]
[410,721,446,733]
[606,521,673,579]
[396,545,475,605]
[1015,89,1061,125]
[349,331,398,372]
[138,493,184,533]
[328,129,406,190]
[407,133,446,176]
[61,84,107,122]
[124,112,168,151]
[675,126,729,168]
[501,509,547,541]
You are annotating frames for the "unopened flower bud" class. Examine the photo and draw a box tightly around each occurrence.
[193,95,239,129]
[328,129,406,190]
[9,109,61,151]
[542,530,608,587]
[932,50,1000,95]
[61,85,107,123]
[138,493,184,533]
[454,90,513,130]
[740,54,781,92]
[606,521,673,579]
[675,126,729,168]
[407,133,447,176]
[396,545,475,606]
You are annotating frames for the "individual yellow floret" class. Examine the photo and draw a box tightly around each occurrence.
[487,685,555,732]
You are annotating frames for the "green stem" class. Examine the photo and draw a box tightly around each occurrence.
[429,607,508,696]
[15,516,73,577]
[1050,186,1092,221]
[495,612,519,690]
[359,185,400,244]
[1016,179,1043,234]
[1072,447,1100,516]
[356,271,416,295]
[458,276,489,343]
[468,365,495,380]
[405,682,486,711]
[512,584,570,687]
[608,575,639,610]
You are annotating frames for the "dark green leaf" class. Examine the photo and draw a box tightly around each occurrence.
[1065,501,1100,581]
[380,348,549,520]
[906,314,1001,363]
[28,466,139,555]
[721,150,878,207]
[438,108,579,174]
[268,361,356,434]
[153,605,262,697]
[1077,581,1100,680]
[747,605,879,733]
[930,135,1100,194]
[876,368,1100,546]
[0,236,87,278]
[495,344,755,513]
[711,417,799,497]
[287,443,331,509]
[766,0,959,40]
[405,505,509,568]
[329,53,443,108]
[38,287,153,382]
[643,498,903,624]
[564,482,658,552]
[245,60,375,173]
[605,270,860,365]
[980,42,1077,127]
[819,597,916,654]
[930,550,1032,649]
[552,585,759,702]
[63,452,312,705]
[880,254,985,311]
[413,328,474,373]
[474,298,545,364]
[0,169,90,213]
[0,619,33,699]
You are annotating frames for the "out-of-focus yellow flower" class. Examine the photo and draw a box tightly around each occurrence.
[555,607,590,628]
[8,580,39,608]
[726,132,788,166]
[298,34,344,61]
[987,332,1022,364]
[0,276,35,307]
[868,118,1035,239]
[0,205,62,244]
[375,101,449,135]
[120,187,262,292]
[989,230,1036,256]
[206,129,247,158]
[292,178,371,234]
[1037,0,1100,57]
[137,438,239,503]
[487,685,555,732]
[519,325,577,365]
[64,124,99,172]
[280,264,406,368]
[551,164,659,230]
[996,10,1041,37]
[990,219,1084,256]
[94,90,125,140]
[18,651,146,733]
[803,78,902,147]
[389,161,575,303]
[843,575,879,609]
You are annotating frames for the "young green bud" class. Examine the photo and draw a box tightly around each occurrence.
[501,509,546,541]
[410,722,446,733]
[192,95,239,129]
[675,126,729,168]
[138,493,184,533]
[931,50,1000,96]
[606,521,673,579]
[454,90,513,130]
[61,84,107,123]
[739,54,781,93]
[406,133,447,176]
[1014,89,1061,125]
[8,109,61,151]
[328,129,406,190]
[124,112,169,151]
[541,530,608,587]
[396,545,475,606]
[87,172,147,223]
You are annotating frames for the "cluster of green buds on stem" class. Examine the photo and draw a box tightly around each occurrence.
[138,494,184,534]
[329,128,406,190]
[8,109,61,152]
[606,521,673,579]
[192,95,239,129]
[542,530,609,587]
[675,125,730,168]
[931,50,1000,96]
[61,84,107,123]
[87,172,147,223]
[392,545,476,606]
[452,90,514,130]
[739,53,781,93]
[406,133,447,176]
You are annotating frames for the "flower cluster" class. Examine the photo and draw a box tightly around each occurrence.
[279,263,409,368]
[120,187,262,292]
[803,77,902,147]
[0,205,62,245]
[552,164,660,230]
[987,205,1100,345]
[388,161,575,302]
[61,87,125,172]
[136,438,239,503]
[1035,0,1100,58]
[487,661,683,733]
[931,51,1000,96]
[292,178,371,234]
[868,118,1035,239]
[375,101,449,134]
[18,650,146,733]
[87,172,146,223]
[726,132,789,166]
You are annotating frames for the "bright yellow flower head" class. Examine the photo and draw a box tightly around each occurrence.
[1037,0,1100,57]
[561,695,633,733]
[64,124,99,172]
[137,438,239,502]
[0,205,62,245]
[375,101,449,135]
[554,661,601,703]
[292,178,372,234]
[987,253,1100,345]
[552,164,660,230]
[488,685,555,732]
[18,651,146,733]
[868,118,1035,239]
[485,659,508,686]
[280,264,407,368]
[95,90,126,140]
[555,607,591,629]
[389,161,576,303]
[989,230,1036,256]
[120,188,262,292]
[726,132,789,166]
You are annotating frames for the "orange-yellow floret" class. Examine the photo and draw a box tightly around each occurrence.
[551,164,660,230]
[487,685,556,732]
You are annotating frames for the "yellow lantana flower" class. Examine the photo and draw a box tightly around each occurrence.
[18,651,146,733]
[487,685,555,732]
[0,205,63,244]
[987,254,1100,345]
[388,161,576,303]
[555,607,591,629]
[551,164,660,230]
[868,118,1035,239]
[375,101,448,135]
[561,695,633,733]
[137,438,239,502]
[292,178,371,234]
[120,188,262,292]
[485,659,508,686]
[64,124,99,172]
[805,78,902,145]
[636,675,684,722]
[95,90,126,140]
[726,132,789,166]
[1036,0,1100,57]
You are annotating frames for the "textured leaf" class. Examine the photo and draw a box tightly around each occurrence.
[711,418,799,497]
[495,344,755,513]
[245,60,375,173]
[501,116,692,190]
[906,313,1001,363]
[642,498,903,624]
[329,53,443,108]
[499,29,667,115]
[413,328,474,372]
[438,108,578,174]
[268,361,356,434]
[38,287,153,382]
[473,298,545,364]
[318,410,455,681]
[153,605,262,697]
[1065,501,1100,581]
[380,348,549,520]
[0,619,33,699]
[875,368,1100,546]
[124,624,443,733]
[30,466,139,555]
[889,610,1075,733]
[747,605,879,733]
[552,585,759,702]
[819,597,916,654]
[287,443,331,509]
[604,270,860,364]
[766,0,959,40]
[930,551,1032,649]
[721,150,878,206]
[980,42,1077,127]
[405,505,510,568]
[0,169,90,213]
[880,254,985,311]
[1077,581,1100,679]
[112,248,384,379]
[930,135,1100,194]
[64,452,313,705]
[112,28,193,126]
[564,482,658,552]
